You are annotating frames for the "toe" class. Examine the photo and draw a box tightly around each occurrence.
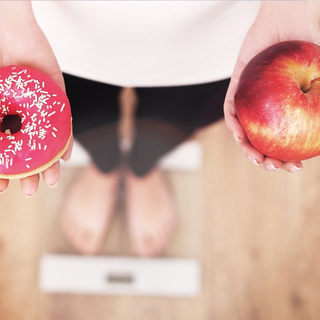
[133,229,165,257]
[80,230,101,255]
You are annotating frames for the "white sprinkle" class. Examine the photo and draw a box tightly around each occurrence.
[25,158,32,161]
[44,145,47,150]
[48,111,56,117]
[60,103,65,112]
[39,143,41,150]
[52,132,57,138]
[42,81,45,88]
[53,127,58,132]
[26,164,30,169]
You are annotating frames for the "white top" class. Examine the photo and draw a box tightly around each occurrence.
[32,1,260,87]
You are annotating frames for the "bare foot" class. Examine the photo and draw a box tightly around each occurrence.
[125,167,177,257]
[61,164,119,255]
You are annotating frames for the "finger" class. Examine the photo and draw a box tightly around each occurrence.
[20,174,40,197]
[0,179,9,194]
[61,135,73,161]
[225,103,247,142]
[238,140,265,165]
[282,161,303,173]
[42,161,60,188]
[223,61,249,141]
[30,45,66,92]
[51,69,66,92]
[260,157,283,171]
[43,67,66,92]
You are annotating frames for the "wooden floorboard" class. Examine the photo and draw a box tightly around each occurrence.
[0,180,44,320]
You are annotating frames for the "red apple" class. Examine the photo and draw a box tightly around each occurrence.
[235,40,320,162]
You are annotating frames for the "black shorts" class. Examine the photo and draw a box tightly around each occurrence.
[64,73,229,176]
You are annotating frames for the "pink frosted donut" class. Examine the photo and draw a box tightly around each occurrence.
[0,65,72,179]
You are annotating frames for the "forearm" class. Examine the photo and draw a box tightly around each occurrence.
[259,1,320,28]
[0,1,34,23]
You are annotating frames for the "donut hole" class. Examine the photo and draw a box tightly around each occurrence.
[1,115,22,134]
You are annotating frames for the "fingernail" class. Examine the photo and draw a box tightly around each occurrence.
[233,133,242,142]
[289,166,302,173]
[248,156,260,166]
[0,188,7,195]
[26,193,36,198]
[266,164,280,171]
[48,182,58,188]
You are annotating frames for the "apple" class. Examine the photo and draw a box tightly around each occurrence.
[235,40,320,162]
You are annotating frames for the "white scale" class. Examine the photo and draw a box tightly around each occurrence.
[40,255,201,297]
[40,140,202,297]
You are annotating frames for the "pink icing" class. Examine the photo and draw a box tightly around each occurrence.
[0,65,72,175]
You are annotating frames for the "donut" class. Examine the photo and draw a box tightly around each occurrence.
[0,65,72,179]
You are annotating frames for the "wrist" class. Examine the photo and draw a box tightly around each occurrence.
[259,1,320,22]
[0,1,34,24]
[256,1,320,41]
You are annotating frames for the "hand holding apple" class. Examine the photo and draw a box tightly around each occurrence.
[235,40,320,162]
[224,1,320,172]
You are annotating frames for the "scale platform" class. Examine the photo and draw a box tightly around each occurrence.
[40,255,201,298]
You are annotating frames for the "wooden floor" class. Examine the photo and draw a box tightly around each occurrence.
[1,118,320,319]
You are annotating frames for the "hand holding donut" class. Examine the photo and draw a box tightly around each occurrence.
[0,1,73,196]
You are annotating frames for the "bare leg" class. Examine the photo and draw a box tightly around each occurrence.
[61,163,120,255]
[125,167,177,257]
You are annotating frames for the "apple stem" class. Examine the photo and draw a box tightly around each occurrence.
[302,77,320,93]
